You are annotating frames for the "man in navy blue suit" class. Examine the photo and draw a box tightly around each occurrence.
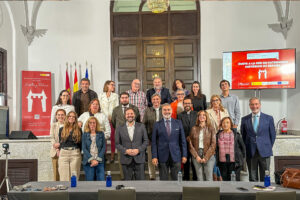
[241,97,276,182]
[152,103,187,180]
[146,77,172,107]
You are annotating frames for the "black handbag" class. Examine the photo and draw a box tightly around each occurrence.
[274,168,286,184]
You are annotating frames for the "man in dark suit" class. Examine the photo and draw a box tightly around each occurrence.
[177,97,197,181]
[115,108,148,180]
[146,77,172,107]
[111,92,140,179]
[152,103,187,180]
[241,97,276,182]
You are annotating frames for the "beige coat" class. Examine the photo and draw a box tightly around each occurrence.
[206,108,229,133]
[50,122,63,158]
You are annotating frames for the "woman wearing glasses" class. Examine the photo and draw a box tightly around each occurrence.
[170,89,186,119]
[50,90,74,124]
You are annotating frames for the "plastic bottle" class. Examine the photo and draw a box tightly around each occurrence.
[177,171,182,184]
[106,171,112,187]
[70,171,77,187]
[231,171,236,182]
[264,170,271,187]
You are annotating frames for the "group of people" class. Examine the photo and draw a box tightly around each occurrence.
[49,77,276,182]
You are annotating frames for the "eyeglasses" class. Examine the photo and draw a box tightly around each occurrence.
[212,99,219,102]
[177,93,185,96]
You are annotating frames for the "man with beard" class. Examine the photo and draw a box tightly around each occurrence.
[146,77,172,107]
[112,92,140,179]
[152,103,187,180]
[115,108,148,180]
[177,97,197,180]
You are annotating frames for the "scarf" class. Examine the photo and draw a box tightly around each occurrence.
[218,131,235,163]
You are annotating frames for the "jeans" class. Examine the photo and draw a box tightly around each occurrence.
[83,163,105,181]
[192,148,215,181]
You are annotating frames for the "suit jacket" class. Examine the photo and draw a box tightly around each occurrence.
[241,112,276,159]
[177,111,197,138]
[115,122,148,165]
[72,89,98,116]
[206,108,229,133]
[152,118,187,163]
[146,88,172,107]
[142,106,163,142]
[111,104,140,129]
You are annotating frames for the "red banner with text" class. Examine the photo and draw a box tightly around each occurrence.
[22,71,52,137]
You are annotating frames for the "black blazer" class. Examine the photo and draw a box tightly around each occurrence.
[72,89,98,115]
[177,111,198,138]
[146,88,172,107]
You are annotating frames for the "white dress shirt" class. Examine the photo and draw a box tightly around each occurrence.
[126,122,135,141]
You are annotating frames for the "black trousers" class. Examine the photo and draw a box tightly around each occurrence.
[158,153,181,180]
[218,162,242,181]
[183,149,197,180]
[122,160,145,180]
[247,149,270,182]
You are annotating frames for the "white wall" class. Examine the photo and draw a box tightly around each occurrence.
[286,2,300,131]
[28,0,111,103]
[201,1,286,127]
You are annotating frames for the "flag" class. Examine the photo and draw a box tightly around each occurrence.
[73,68,79,93]
[66,68,71,103]
[85,68,88,79]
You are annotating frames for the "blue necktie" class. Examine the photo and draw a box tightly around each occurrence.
[253,115,259,133]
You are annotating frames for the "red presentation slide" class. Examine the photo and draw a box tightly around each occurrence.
[223,49,296,90]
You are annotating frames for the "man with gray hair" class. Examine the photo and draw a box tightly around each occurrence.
[146,77,172,107]
[241,97,276,182]
[127,79,148,121]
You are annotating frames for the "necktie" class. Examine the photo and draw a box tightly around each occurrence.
[166,120,171,137]
[253,115,258,133]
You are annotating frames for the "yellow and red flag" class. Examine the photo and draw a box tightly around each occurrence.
[73,68,79,93]
[66,67,71,103]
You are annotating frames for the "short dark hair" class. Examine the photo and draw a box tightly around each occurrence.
[219,80,230,88]
[120,92,129,98]
[183,97,192,103]
[124,107,135,115]
[81,78,90,84]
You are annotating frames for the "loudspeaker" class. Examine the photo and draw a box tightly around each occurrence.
[9,131,37,139]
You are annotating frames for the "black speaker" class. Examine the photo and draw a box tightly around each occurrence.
[9,131,37,139]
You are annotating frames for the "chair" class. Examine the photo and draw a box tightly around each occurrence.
[182,187,220,200]
[256,191,296,200]
[29,191,69,200]
[98,189,136,200]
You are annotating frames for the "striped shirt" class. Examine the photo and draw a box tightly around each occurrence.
[126,89,148,121]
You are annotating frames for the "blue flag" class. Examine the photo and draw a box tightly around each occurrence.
[85,68,88,79]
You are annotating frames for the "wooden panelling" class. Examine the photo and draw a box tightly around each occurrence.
[274,156,300,172]
[113,14,139,37]
[142,14,168,37]
[170,13,198,36]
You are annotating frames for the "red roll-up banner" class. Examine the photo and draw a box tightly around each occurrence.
[22,71,52,137]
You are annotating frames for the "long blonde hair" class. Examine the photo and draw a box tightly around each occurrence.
[61,111,81,143]
[209,94,225,112]
[195,110,212,129]
[84,117,101,133]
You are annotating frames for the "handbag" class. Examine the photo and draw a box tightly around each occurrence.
[281,168,300,189]
[274,168,286,185]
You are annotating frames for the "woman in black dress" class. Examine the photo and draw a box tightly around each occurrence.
[188,81,207,112]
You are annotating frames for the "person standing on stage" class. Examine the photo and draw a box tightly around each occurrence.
[99,80,119,163]
[82,117,106,181]
[187,81,207,112]
[58,111,82,181]
[187,110,216,181]
[116,108,148,180]
[241,97,276,182]
[50,90,74,124]
[216,117,245,181]
[72,78,98,116]
[152,103,187,180]
[126,79,148,121]
[177,97,197,181]
[219,80,241,130]
[142,93,162,180]
[78,98,111,140]
[111,92,140,179]
[146,77,172,107]
[49,109,66,181]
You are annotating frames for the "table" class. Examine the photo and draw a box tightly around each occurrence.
[8,181,300,200]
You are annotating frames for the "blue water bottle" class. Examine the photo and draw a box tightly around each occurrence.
[106,171,112,187]
[264,170,271,187]
[71,171,77,187]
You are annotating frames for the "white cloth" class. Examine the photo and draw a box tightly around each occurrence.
[50,104,75,125]
[154,107,160,122]
[99,92,119,119]
[126,122,135,141]
[198,129,204,149]
[78,112,111,139]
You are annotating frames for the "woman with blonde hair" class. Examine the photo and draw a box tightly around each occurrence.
[99,80,119,163]
[187,110,216,181]
[82,117,106,181]
[206,95,229,133]
[49,109,66,181]
[58,111,82,181]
